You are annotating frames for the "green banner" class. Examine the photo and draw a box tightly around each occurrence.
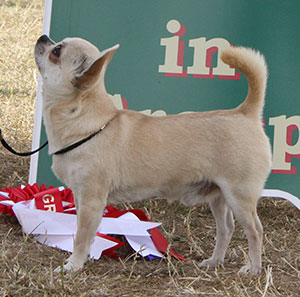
[31,0,300,201]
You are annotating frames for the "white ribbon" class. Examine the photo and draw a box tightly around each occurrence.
[11,201,162,259]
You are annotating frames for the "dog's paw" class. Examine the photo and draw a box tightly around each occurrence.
[54,255,84,273]
[238,262,261,275]
[199,258,223,269]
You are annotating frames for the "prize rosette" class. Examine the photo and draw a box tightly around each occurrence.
[0,184,185,261]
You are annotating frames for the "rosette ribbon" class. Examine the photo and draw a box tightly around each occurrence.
[0,184,186,261]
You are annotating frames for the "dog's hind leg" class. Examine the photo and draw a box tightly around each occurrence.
[220,182,263,274]
[55,184,108,272]
[199,195,235,269]
[237,212,263,274]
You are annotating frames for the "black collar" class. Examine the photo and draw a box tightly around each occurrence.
[53,123,107,155]
[53,115,117,155]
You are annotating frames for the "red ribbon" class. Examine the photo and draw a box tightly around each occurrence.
[0,183,52,215]
[34,188,65,212]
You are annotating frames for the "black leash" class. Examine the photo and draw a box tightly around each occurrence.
[0,119,111,157]
[0,129,48,157]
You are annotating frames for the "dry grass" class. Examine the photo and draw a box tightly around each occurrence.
[0,0,43,187]
[0,1,299,296]
[1,199,299,296]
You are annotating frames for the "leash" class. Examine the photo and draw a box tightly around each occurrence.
[0,129,48,157]
[0,114,116,157]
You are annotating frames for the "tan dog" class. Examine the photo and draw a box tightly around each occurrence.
[34,35,271,274]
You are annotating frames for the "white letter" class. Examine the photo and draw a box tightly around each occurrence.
[269,115,300,172]
[159,20,183,74]
[187,37,235,76]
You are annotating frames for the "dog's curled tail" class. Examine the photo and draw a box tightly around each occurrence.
[221,46,268,119]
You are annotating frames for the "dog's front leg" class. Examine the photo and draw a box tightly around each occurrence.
[55,186,108,272]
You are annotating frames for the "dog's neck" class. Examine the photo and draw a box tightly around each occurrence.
[42,87,117,155]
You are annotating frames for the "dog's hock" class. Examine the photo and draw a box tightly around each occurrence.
[72,44,119,90]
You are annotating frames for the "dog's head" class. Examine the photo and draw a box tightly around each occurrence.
[34,35,119,97]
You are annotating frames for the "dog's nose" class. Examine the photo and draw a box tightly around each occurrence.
[38,35,50,43]
[37,35,55,45]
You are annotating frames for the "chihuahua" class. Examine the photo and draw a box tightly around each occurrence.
[34,35,271,274]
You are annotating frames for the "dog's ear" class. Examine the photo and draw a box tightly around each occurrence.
[73,44,119,90]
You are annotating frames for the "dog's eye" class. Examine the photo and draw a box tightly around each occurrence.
[52,45,62,57]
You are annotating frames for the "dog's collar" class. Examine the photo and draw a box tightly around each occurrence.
[53,113,118,155]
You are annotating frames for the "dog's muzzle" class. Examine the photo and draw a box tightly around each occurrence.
[34,35,56,70]
[35,35,55,56]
